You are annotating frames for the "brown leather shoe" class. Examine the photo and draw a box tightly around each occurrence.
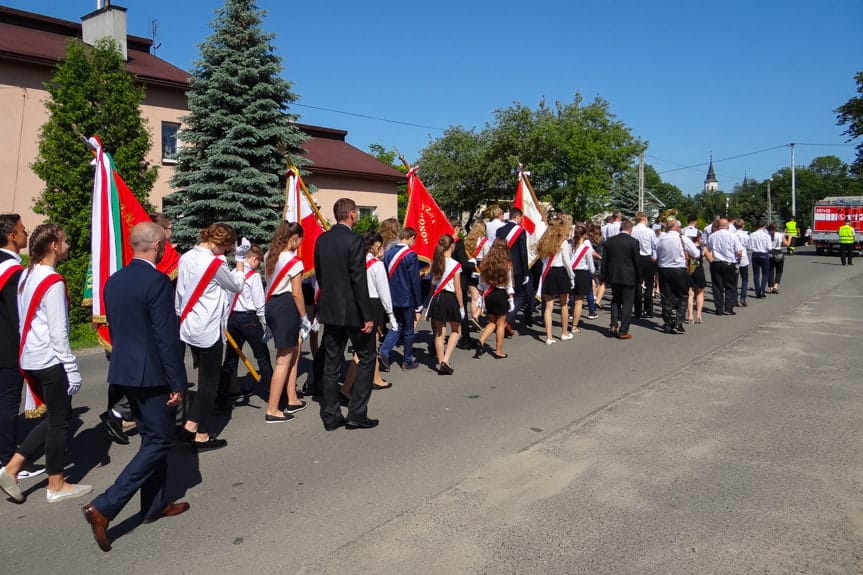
[144,501,190,524]
[82,503,112,552]
[617,333,633,340]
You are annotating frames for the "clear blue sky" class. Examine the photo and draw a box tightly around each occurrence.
[8,0,862,196]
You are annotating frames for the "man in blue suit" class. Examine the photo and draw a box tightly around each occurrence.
[377,227,422,371]
[82,222,189,552]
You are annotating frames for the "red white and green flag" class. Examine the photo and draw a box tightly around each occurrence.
[284,166,327,278]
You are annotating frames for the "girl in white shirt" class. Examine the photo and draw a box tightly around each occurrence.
[428,234,464,375]
[463,221,489,328]
[175,223,245,450]
[569,225,596,334]
[536,217,574,345]
[263,221,308,423]
[0,224,91,504]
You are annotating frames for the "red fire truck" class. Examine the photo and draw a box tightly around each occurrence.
[812,196,863,255]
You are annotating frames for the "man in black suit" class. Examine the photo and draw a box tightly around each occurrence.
[0,214,30,474]
[496,208,532,330]
[83,222,189,552]
[314,198,377,430]
[601,219,640,339]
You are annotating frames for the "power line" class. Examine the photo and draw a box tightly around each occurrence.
[657,144,789,175]
[292,103,446,131]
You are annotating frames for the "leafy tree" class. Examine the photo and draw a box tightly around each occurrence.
[166,0,306,249]
[835,71,863,175]
[612,163,689,219]
[368,143,409,221]
[32,38,157,324]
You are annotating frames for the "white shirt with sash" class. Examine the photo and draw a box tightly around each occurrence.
[432,257,461,294]
[571,241,595,274]
[366,253,393,315]
[266,250,303,298]
[231,264,266,321]
[175,245,245,348]
[17,263,81,384]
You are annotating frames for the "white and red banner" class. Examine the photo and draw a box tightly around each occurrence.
[513,171,547,266]
[404,167,454,263]
[284,166,326,278]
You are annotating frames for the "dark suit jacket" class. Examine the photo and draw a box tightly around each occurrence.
[383,243,422,308]
[496,221,529,277]
[451,238,474,289]
[0,250,23,368]
[314,223,372,327]
[104,258,187,392]
[601,232,640,287]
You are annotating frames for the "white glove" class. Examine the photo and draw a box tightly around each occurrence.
[262,326,272,343]
[460,308,466,320]
[310,317,320,333]
[235,237,251,262]
[522,276,530,285]
[508,297,515,313]
[67,379,81,396]
[388,313,399,332]
[299,316,312,342]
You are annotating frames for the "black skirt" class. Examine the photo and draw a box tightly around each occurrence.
[542,267,570,297]
[571,269,593,297]
[265,292,300,349]
[370,297,385,329]
[485,287,509,316]
[689,260,707,289]
[428,290,461,323]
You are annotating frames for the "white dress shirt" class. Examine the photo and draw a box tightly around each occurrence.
[706,228,742,263]
[486,218,505,242]
[749,228,773,253]
[17,264,81,384]
[681,225,699,239]
[602,220,621,241]
[571,241,595,273]
[655,230,700,268]
[266,250,303,297]
[736,230,751,267]
[366,253,393,315]
[0,248,22,264]
[433,258,460,293]
[542,240,575,280]
[631,223,656,257]
[175,246,245,347]
[232,264,266,321]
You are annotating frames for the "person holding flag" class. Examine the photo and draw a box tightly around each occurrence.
[497,208,532,333]
[427,234,464,375]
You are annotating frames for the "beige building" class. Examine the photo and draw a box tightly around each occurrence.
[0,4,400,236]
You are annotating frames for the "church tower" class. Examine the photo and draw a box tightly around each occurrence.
[704,155,718,192]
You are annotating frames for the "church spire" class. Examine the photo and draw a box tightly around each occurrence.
[704,154,718,192]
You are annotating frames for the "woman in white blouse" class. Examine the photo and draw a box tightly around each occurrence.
[535,217,574,345]
[0,224,91,504]
[569,225,596,333]
[463,221,490,328]
[263,221,308,423]
[175,223,245,450]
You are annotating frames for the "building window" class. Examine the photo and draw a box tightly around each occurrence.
[161,122,180,164]
[358,206,376,218]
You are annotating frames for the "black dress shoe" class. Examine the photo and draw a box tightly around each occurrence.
[345,418,379,429]
[663,325,673,334]
[473,341,484,359]
[673,324,686,334]
[100,412,129,445]
[726,310,737,316]
[324,417,346,431]
[740,301,747,307]
[175,428,195,443]
[192,437,227,452]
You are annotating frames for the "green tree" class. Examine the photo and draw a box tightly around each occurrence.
[32,38,157,325]
[166,0,306,249]
[368,143,409,221]
[835,71,863,175]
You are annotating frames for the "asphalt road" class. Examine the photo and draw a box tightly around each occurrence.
[2,247,861,574]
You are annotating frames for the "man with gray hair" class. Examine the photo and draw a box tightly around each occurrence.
[655,219,700,333]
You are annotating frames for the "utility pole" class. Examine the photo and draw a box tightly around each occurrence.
[766,178,772,223]
[638,153,644,213]
[790,143,796,219]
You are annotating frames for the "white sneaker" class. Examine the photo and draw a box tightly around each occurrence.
[560,333,574,341]
[545,338,556,346]
[17,465,46,481]
[0,467,23,502]
[46,483,92,503]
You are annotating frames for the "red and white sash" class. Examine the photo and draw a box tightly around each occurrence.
[19,272,64,418]
[571,244,591,270]
[365,254,380,270]
[229,269,257,312]
[505,225,524,248]
[0,260,23,291]
[423,261,462,319]
[535,255,557,298]
[472,237,488,259]
[265,256,302,301]
[386,245,411,278]
[179,258,223,325]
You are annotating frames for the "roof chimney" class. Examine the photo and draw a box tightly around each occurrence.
[81,3,128,61]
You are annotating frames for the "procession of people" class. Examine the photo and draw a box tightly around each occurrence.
[0,202,801,552]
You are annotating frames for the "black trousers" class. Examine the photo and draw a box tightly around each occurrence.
[0,366,22,465]
[839,244,855,265]
[320,324,375,426]
[658,268,689,328]
[221,311,273,395]
[187,339,223,435]
[710,261,738,314]
[17,364,72,475]
[458,277,472,343]
[635,255,656,317]
[610,283,635,334]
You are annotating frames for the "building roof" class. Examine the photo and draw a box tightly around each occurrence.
[0,6,189,89]
[296,124,405,183]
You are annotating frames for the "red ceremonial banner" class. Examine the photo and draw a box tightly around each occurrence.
[403,168,454,263]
